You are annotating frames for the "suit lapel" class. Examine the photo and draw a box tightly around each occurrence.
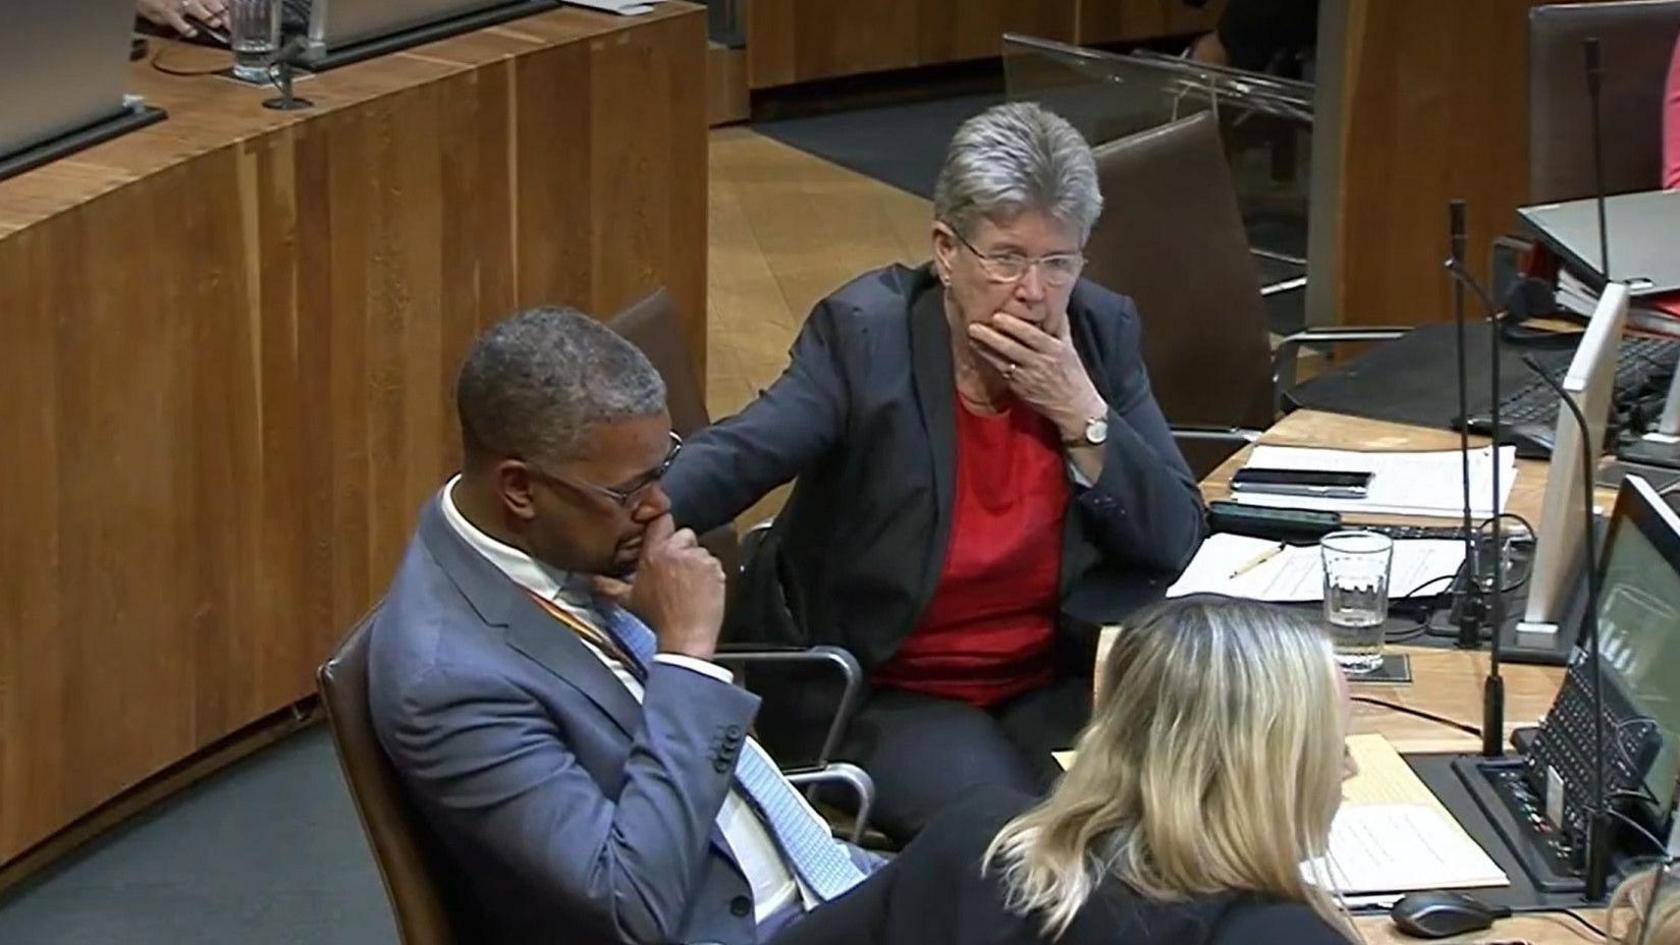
[418,495,642,738]
[907,272,957,594]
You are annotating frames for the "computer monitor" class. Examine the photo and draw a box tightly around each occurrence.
[1519,281,1631,632]
[0,0,134,159]
[1594,474,1680,820]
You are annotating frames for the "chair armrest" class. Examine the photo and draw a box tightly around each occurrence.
[711,644,863,770]
[1272,327,1411,409]
[781,762,876,844]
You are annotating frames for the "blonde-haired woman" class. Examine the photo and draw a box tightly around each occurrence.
[1611,864,1680,944]
[772,595,1356,945]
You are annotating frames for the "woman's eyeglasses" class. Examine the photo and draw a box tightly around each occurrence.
[949,227,1085,288]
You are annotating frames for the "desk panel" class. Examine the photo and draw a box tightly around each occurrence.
[0,4,706,870]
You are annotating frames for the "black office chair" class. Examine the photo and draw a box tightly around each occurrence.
[1086,111,1404,477]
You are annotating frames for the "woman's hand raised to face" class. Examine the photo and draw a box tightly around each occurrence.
[967,311,1106,439]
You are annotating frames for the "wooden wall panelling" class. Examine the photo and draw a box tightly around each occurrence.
[1325,0,1548,327]
[748,0,1081,90]
[0,4,707,870]
[1076,0,1224,47]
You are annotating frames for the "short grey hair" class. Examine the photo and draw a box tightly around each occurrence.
[455,306,665,466]
[932,102,1103,244]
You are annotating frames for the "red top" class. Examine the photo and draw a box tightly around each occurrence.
[1664,34,1680,191]
[873,394,1070,707]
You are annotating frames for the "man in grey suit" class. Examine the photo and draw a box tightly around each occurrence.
[367,307,877,945]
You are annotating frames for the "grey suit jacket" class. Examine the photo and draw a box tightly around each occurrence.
[367,496,765,945]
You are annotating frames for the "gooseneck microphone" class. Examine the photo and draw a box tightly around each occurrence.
[1449,200,1484,652]
[1520,355,1612,900]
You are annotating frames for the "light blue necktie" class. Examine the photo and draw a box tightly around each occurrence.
[599,606,868,902]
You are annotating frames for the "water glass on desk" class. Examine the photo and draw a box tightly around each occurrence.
[229,0,281,83]
[1321,530,1393,674]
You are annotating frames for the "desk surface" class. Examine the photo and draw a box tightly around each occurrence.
[1199,411,1603,944]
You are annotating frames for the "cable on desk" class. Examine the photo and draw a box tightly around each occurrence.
[1350,696,1482,738]
[1508,905,1605,939]
[1604,807,1675,859]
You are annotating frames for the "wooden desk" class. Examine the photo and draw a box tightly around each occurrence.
[1198,410,1604,943]
[0,5,705,875]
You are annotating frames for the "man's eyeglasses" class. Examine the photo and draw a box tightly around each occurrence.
[526,431,683,508]
[948,227,1085,288]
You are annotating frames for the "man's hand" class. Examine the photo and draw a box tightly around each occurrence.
[623,514,726,660]
[137,0,230,36]
[967,312,1107,441]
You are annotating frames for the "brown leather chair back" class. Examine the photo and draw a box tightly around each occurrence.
[318,611,478,945]
[1529,3,1680,203]
[609,289,743,571]
[1086,112,1275,474]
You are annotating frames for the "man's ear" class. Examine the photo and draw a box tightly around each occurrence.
[494,459,540,523]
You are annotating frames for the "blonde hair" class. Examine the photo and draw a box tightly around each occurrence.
[983,596,1354,940]
[1610,865,1680,944]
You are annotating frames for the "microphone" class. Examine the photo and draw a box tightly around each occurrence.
[1520,355,1612,901]
[1584,38,1609,282]
[1449,200,1484,651]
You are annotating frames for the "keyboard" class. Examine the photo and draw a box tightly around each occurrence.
[1458,336,1679,449]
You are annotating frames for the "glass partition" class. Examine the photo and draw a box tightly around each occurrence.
[1003,33,1315,331]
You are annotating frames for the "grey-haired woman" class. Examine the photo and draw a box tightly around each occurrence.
[665,102,1204,842]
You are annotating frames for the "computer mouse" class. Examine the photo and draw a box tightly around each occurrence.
[1389,890,1512,939]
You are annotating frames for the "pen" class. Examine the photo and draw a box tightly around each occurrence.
[1228,544,1285,579]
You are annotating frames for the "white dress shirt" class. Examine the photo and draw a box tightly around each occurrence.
[440,479,807,922]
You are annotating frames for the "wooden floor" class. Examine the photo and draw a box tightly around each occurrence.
[706,127,933,526]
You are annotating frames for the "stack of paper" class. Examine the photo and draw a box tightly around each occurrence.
[1228,444,1517,519]
[565,0,667,15]
[1167,533,1467,602]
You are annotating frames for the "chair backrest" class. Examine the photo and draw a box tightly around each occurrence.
[609,289,742,571]
[1529,1,1680,203]
[1085,111,1275,474]
[318,610,477,945]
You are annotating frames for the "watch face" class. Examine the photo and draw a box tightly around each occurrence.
[1086,418,1109,444]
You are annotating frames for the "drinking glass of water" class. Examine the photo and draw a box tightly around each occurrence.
[229,0,281,83]
[1320,530,1393,674]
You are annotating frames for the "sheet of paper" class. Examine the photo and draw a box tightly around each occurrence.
[1229,444,1517,519]
[1307,735,1508,894]
[1166,534,1466,602]
[1308,803,1509,894]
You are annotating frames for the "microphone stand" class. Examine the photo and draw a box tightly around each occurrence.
[262,35,315,112]
[1449,200,1485,651]
[1444,200,1507,757]
[1579,35,1613,902]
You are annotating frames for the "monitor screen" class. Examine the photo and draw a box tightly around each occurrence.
[1598,501,1680,815]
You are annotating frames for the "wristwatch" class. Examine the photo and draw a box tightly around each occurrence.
[1066,415,1108,447]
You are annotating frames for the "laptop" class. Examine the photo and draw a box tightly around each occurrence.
[301,0,538,65]
[0,0,136,159]
[1518,189,1680,298]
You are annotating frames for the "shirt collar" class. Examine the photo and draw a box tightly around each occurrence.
[439,476,597,611]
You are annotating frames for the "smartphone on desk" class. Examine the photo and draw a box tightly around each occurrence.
[1230,468,1375,500]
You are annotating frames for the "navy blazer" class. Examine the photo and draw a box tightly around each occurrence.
[665,263,1204,671]
[367,496,767,945]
